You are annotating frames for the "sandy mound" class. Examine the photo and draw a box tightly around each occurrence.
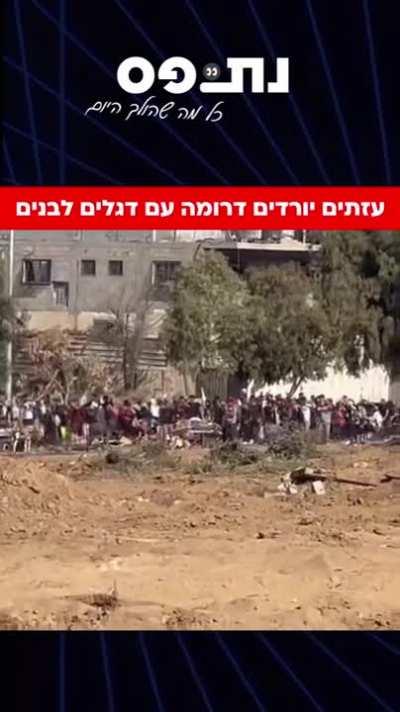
[0,459,77,536]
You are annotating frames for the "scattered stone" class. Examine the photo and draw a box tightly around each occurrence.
[353,497,364,506]
[372,527,386,536]
[298,516,316,526]
[277,476,298,495]
[28,485,41,494]
[268,530,281,538]
[311,480,326,496]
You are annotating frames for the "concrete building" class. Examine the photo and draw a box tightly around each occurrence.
[203,235,320,274]
[4,231,316,332]
[0,230,201,394]
[7,230,197,334]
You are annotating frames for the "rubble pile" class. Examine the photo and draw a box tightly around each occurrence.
[277,463,384,496]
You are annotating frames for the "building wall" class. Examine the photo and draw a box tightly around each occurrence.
[389,377,400,403]
[204,242,318,274]
[10,230,197,333]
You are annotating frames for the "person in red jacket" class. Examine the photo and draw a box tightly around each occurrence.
[118,400,135,436]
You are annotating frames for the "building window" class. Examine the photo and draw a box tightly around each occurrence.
[81,259,96,276]
[22,259,51,285]
[52,282,69,307]
[108,260,123,276]
[152,261,181,287]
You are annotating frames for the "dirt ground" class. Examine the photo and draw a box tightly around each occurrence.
[1,443,400,630]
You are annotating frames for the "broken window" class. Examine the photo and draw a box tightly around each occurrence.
[53,282,69,306]
[81,259,96,276]
[108,260,123,276]
[22,259,51,284]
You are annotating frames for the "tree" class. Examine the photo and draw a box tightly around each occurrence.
[364,231,400,375]
[90,272,154,391]
[162,251,248,390]
[316,232,383,375]
[163,234,400,396]
[240,263,334,395]
[16,328,117,401]
[316,231,400,376]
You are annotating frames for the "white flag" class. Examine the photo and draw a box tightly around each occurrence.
[246,379,254,399]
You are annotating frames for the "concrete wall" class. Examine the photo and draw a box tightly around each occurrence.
[9,231,197,333]
[256,365,390,403]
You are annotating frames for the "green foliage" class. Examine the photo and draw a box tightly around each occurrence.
[162,251,248,380]
[317,232,382,374]
[239,263,333,391]
[163,234,400,389]
[318,231,400,375]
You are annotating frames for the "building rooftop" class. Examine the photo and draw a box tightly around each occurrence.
[203,237,320,252]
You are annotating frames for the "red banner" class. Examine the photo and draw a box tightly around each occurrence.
[0,186,398,229]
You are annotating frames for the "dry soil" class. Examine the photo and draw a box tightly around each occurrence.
[0,444,399,630]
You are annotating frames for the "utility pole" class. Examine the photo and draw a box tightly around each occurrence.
[73,229,83,331]
[6,229,14,402]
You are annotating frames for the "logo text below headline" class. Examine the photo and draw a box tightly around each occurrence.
[1,187,399,229]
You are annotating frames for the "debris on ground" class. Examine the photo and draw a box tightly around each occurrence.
[71,582,119,614]
[289,466,326,484]
[1,442,400,630]
[277,475,299,496]
[208,430,316,472]
[278,468,325,496]
[381,473,400,482]
[285,465,378,490]
[311,480,326,495]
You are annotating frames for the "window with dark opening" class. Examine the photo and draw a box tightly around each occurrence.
[53,282,69,307]
[81,259,96,276]
[152,261,181,287]
[22,259,51,285]
[108,260,123,276]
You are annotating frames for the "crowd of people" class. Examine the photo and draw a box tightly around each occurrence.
[0,390,399,451]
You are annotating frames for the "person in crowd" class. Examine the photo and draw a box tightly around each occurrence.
[186,395,202,419]
[4,386,400,453]
[118,399,136,437]
[212,396,225,426]
[299,395,312,432]
[158,398,175,442]
[222,397,240,442]
[316,395,333,443]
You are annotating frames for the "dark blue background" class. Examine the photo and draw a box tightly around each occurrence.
[1,0,398,186]
[1,2,400,709]
[3,631,400,710]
